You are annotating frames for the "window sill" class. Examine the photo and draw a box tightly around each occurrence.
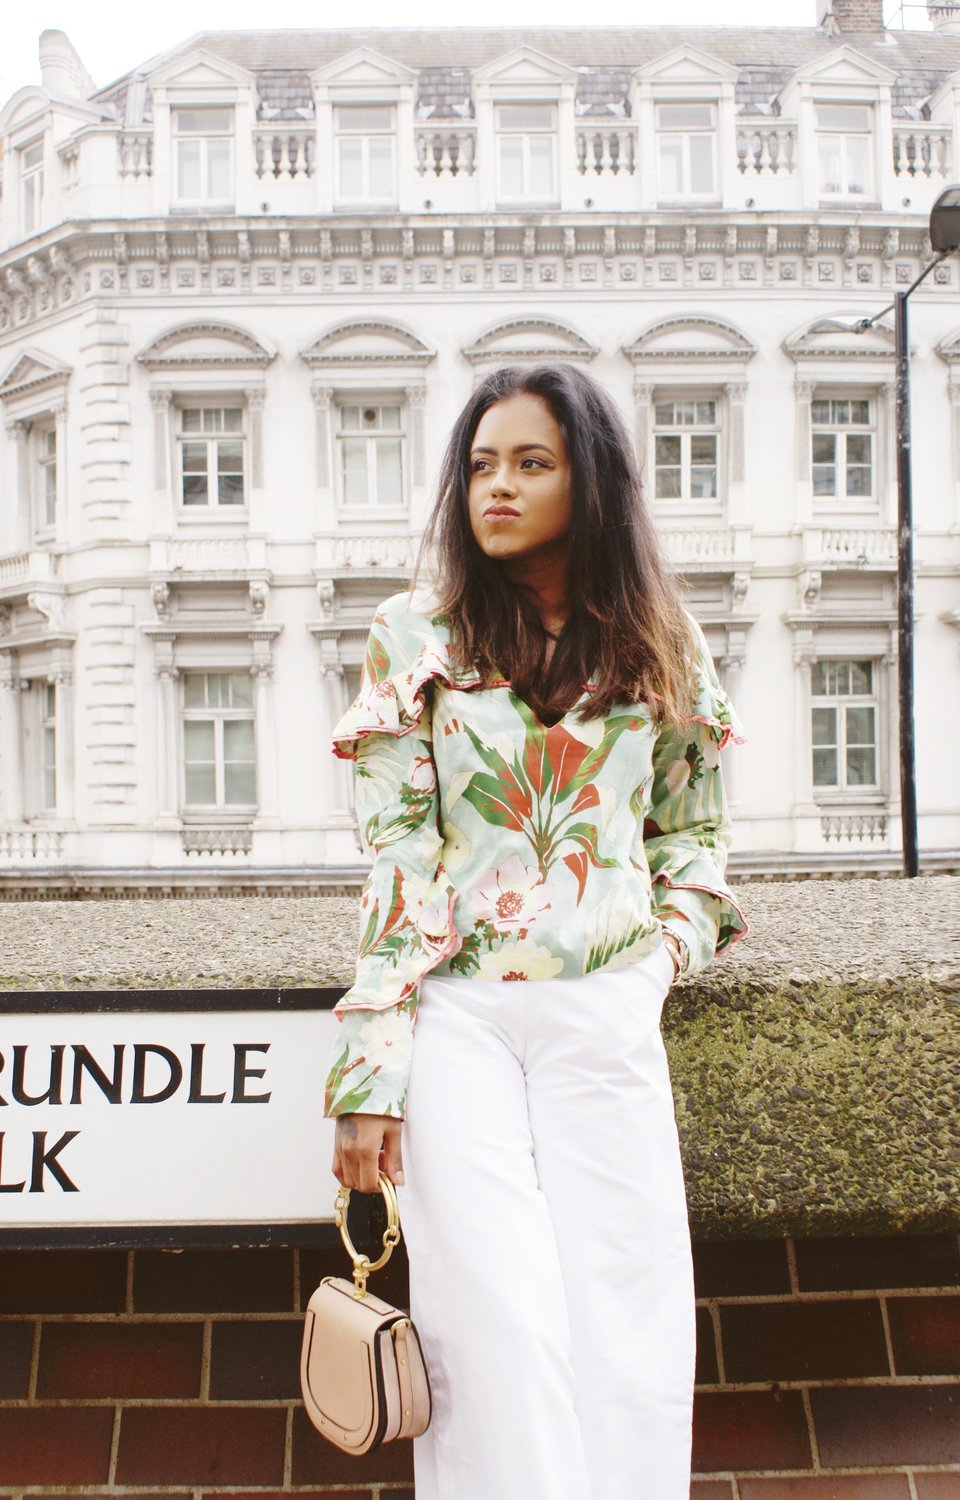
[180,808,257,824]
[176,509,250,524]
[335,508,410,524]
[815,791,886,806]
[171,202,236,216]
[334,199,398,211]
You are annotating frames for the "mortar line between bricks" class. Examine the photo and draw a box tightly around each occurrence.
[879,1292,898,1376]
[801,1386,821,1472]
[125,1249,135,1314]
[693,1287,960,1305]
[282,1403,293,1488]
[786,1235,799,1296]
[0,1312,309,1323]
[25,1319,40,1401]
[708,1299,726,1384]
[107,1403,122,1487]
[292,1246,301,1313]
[906,1470,920,1500]
[200,1318,212,1402]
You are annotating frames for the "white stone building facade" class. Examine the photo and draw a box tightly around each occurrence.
[0,3,959,891]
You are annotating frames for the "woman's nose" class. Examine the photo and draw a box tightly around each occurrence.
[490,467,518,497]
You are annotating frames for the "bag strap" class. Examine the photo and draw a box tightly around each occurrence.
[334,1170,402,1299]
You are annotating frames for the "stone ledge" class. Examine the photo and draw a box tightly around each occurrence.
[0,877,956,1240]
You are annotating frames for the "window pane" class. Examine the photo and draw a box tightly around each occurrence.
[43,725,56,809]
[696,401,717,425]
[850,661,873,694]
[379,406,401,431]
[224,720,256,805]
[222,408,243,433]
[655,467,682,499]
[499,137,524,197]
[812,706,837,746]
[654,403,675,426]
[655,435,682,465]
[690,435,716,464]
[23,141,44,169]
[846,136,869,195]
[811,661,827,695]
[340,406,361,430]
[181,408,202,433]
[207,138,232,199]
[342,439,369,505]
[658,104,712,129]
[184,764,216,804]
[845,462,872,496]
[812,434,836,462]
[529,135,555,197]
[811,400,830,423]
[817,105,869,131]
[833,401,851,425]
[812,748,838,786]
[339,138,363,197]
[674,400,697,426]
[818,135,842,195]
[183,674,205,707]
[659,136,684,196]
[223,717,255,761]
[850,400,870,424]
[690,468,717,499]
[177,109,232,133]
[498,105,554,130]
[846,434,871,464]
[846,704,875,746]
[689,133,714,193]
[368,136,394,198]
[217,441,244,505]
[337,106,393,132]
[177,139,201,199]
[375,439,403,506]
[184,720,216,805]
[846,747,876,785]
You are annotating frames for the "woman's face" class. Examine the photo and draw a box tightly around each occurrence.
[467,392,574,566]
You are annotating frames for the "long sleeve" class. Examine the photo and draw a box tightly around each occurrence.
[323,596,460,1120]
[641,619,748,977]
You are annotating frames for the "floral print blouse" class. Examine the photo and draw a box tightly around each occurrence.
[324,589,747,1120]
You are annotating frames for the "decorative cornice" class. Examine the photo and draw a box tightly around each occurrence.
[301,318,435,368]
[137,320,276,370]
[462,315,597,365]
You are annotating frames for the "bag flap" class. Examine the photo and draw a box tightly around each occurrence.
[302,1280,396,1437]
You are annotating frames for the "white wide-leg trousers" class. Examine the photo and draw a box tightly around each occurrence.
[397,943,696,1500]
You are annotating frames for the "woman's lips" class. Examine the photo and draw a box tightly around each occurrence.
[484,505,520,518]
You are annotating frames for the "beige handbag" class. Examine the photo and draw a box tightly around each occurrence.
[300,1171,432,1456]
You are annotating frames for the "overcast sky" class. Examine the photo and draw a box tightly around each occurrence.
[0,0,932,104]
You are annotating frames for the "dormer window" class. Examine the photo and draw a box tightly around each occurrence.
[816,104,871,198]
[657,103,716,199]
[335,106,396,203]
[20,140,44,235]
[496,104,557,201]
[174,108,234,207]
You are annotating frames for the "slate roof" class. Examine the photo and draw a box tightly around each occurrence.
[91,25,960,124]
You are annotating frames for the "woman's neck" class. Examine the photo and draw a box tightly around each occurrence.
[503,550,569,640]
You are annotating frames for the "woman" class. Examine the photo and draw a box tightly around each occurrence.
[324,363,747,1500]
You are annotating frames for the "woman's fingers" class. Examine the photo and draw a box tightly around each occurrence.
[381,1119,405,1187]
[333,1113,398,1192]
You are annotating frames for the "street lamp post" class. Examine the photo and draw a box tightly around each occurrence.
[854,187,960,877]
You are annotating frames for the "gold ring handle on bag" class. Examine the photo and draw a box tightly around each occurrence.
[334,1170,402,1298]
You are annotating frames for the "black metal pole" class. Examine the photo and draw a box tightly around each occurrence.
[894,288,919,878]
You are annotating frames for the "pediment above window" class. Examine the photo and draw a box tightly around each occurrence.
[137,322,276,372]
[312,48,416,91]
[300,319,435,368]
[623,316,756,367]
[0,87,49,135]
[145,48,256,92]
[777,45,895,111]
[632,45,738,87]
[0,348,72,405]
[473,46,578,90]
[935,327,960,365]
[783,315,896,363]
[462,317,597,367]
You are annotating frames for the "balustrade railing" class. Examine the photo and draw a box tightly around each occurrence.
[821,811,888,843]
[661,528,737,563]
[414,128,477,177]
[892,124,952,179]
[182,826,253,855]
[736,123,797,175]
[815,528,897,565]
[575,127,638,177]
[253,128,315,180]
[330,534,417,569]
[162,538,252,572]
[0,828,64,862]
[0,553,29,587]
[118,133,153,178]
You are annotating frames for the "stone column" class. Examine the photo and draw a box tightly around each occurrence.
[718,646,745,807]
[633,380,654,483]
[246,387,266,490]
[51,663,75,821]
[795,379,815,525]
[792,635,819,821]
[725,381,747,487]
[321,663,355,824]
[406,384,427,489]
[879,380,896,526]
[155,662,180,826]
[311,385,333,489]
[0,661,24,824]
[7,420,31,550]
[251,656,279,826]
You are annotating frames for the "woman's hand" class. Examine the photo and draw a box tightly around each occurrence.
[333,1112,405,1193]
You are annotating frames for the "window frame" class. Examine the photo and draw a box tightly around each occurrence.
[815,102,874,202]
[34,419,58,538]
[810,391,876,509]
[20,137,45,236]
[175,401,248,513]
[334,396,408,515]
[810,657,881,797]
[334,104,397,204]
[655,102,718,203]
[648,388,726,517]
[172,106,235,210]
[495,102,559,204]
[180,669,257,813]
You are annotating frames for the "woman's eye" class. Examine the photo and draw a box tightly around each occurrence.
[520,457,544,470]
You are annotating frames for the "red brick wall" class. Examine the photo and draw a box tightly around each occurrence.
[0,1233,957,1498]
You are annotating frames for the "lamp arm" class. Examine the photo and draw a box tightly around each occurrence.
[858,251,949,330]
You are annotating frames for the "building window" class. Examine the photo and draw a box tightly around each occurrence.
[173,108,234,206]
[35,422,57,534]
[811,396,873,500]
[653,398,720,501]
[22,679,57,815]
[335,106,396,202]
[657,104,716,199]
[338,402,404,508]
[178,405,245,508]
[21,140,44,235]
[816,105,872,198]
[496,104,557,201]
[811,659,878,791]
[181,671,256,809]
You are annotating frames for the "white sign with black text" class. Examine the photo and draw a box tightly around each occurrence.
[0,1008,340,1229]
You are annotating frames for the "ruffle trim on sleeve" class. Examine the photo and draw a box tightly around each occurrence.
[652,866,750,952]
[332,873,462,1014]
[332,642,483,762]
[677,652,746,751]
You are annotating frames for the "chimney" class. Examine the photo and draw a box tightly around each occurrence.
[39,30,95,99]
[928,2,960,32]
[817,0,885,31]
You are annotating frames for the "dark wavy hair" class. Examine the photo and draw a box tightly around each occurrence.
[414,362,696,726]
